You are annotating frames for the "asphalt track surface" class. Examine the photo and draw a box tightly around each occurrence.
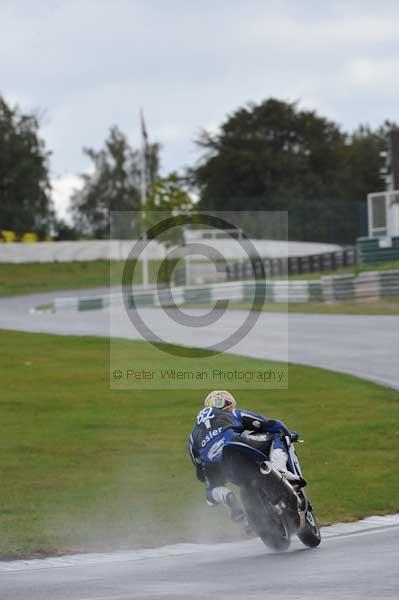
[1,290,399,599]
[1,517,398,600]
[1,289,398,389]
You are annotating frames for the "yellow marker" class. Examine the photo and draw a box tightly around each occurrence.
[1,230,17,243]
[21,232,38,243]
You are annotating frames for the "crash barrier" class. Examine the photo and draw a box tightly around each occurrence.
[322,269,399,303]
[51,269,399,312]
[0,239,165,263]
[0,238,342,264]
[226,248,357,281]
[357,236,399,265]
[53,280,322,312]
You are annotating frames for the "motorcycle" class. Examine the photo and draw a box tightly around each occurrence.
[221,432,321,551]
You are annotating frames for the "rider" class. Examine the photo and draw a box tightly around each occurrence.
[188,390,302,523]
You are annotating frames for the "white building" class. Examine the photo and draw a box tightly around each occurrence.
[367,190,399,238]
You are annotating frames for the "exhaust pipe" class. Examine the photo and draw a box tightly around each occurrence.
[260,461,272,475]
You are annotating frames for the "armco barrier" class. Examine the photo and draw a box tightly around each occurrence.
[379,270,399,296]
[53,280,317,312]
[321,269,399,303]
[354,272,380,302]
[322,274,355,302]
[226,248,357,280]
[51,269,399,313]
[0,239,342,264]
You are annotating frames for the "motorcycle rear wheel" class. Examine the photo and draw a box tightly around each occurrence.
[259,519,290,552]
[251,488,291,551]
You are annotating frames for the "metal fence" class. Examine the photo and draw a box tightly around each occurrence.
[357,236,399,265]
[51,268,399,312]
[226,248,357,280]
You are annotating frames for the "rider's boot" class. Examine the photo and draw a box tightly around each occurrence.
[207,486,245,522]
[226,491,245,523]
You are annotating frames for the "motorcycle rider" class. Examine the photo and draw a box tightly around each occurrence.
[188,390,303,523]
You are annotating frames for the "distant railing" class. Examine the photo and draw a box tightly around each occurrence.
[226,248,357,280]
[50,268,399,312]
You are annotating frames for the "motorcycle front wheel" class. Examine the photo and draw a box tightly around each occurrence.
[297,508,321,548]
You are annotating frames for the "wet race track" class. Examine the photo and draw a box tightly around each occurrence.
[1,290,398,599]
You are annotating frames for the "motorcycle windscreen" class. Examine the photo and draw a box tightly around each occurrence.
[199,429,235,464]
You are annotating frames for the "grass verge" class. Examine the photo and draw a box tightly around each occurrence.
[0,329,398,558]
[223,300,399,315]
[1,259,399,298]
[0,260,161,297]
[36,299,399,315]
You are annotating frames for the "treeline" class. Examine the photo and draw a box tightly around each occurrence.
[193,99,391,243]
[0,97,53,237]
[0,94,393,243]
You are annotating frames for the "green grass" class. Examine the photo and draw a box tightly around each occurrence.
[223,299,399,315]
[37,299,399,316]
[359,259,399,272]
[1,258,399,298]
[36,299,399,316]
[1,330,398,558]
[0,260,162,297]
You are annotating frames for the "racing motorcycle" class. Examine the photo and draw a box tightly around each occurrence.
[221,432,321,551]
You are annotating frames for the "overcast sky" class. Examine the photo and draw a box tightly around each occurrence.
[1,0,399,220]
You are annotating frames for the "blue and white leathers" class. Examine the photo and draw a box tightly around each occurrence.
[189,406,290,470]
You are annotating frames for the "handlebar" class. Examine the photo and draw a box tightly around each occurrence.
[289,431,299,443]
[243,431,303,444]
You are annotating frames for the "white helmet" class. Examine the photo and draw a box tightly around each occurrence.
[204,390,236,412]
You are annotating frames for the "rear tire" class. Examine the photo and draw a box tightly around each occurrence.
[259,521,290,552]
[244,487,291,552]
[297,509,321,548]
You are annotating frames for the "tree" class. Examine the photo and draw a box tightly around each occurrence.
[0,95,53,235]
[194,99,346,207]
[71,126,160,238]
[140,173,195,284]
[53,219,80,240]
[192,99,388,243]
[344,124,388,203]
[142,172,194,243]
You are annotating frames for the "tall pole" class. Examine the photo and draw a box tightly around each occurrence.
[140,109,149,288]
